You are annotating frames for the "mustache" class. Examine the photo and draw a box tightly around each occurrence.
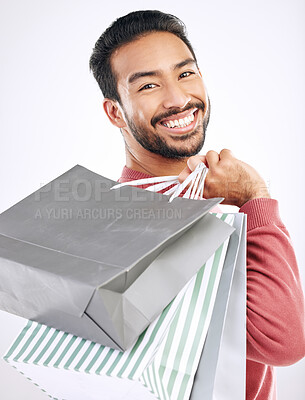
[151,102,205,127]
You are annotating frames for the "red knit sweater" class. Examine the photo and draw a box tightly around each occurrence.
[119,166,305,400]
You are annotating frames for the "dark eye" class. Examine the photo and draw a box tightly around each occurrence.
[139,83,157,91]
[179,71,194,79]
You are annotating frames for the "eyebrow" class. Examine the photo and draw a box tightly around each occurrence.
[128,58,197,84]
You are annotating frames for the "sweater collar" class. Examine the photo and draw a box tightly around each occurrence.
[118,166,153,183]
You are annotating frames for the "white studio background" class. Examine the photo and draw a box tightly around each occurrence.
[0,0,304,399]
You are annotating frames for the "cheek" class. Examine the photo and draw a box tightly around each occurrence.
[120,93,154,125]
[137,109,148,123]
[193,81,208,102]
[185,77,208,103]
[132,100,155,126]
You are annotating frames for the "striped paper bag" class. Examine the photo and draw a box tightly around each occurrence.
[3,215,233,400]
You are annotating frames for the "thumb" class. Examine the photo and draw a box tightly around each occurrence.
[187,155,206,171]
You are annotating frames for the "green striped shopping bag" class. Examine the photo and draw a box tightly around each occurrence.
[4,215,234,400]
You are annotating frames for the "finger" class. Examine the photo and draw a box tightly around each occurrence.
[178,165,192,183]
[187,155,206,171]
[205,150,220,168]
[219,148,234,159]
[178,155,206,183]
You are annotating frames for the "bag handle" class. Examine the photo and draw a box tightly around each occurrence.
[111,162,208,202]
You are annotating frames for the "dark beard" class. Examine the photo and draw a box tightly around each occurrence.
[124,100,210,160]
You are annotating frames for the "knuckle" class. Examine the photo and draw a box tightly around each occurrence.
[206,150,217,157]
[220,148,233,157]
[221,158,231,168]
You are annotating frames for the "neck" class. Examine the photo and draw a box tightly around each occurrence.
[125,144,188,177]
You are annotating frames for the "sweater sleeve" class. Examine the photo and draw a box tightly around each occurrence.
[239,198,305,366]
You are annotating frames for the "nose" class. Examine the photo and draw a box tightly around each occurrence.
[162,83,191,109]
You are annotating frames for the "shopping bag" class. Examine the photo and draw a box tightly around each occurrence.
[190,212,246,400]
[111,164,247,397]
[0,165,234,350]
[3,215,237,400]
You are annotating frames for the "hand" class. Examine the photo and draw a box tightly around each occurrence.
[179,149,271,207]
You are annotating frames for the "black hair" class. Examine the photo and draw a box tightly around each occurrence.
[89,10,197,103]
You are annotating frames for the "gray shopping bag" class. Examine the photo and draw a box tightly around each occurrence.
[3,214,235,400]
[0,165,234,350]
[190,212,247,400]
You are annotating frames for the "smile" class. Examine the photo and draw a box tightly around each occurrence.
[163,113,195,128]
[158,108,199,133]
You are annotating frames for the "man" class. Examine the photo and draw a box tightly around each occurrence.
[90,10,305,399]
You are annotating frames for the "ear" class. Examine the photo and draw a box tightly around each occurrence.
[103,98,127,129]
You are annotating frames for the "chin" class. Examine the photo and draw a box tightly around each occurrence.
[166,133,205,157]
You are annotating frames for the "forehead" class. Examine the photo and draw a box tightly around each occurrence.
[111,31,195,84]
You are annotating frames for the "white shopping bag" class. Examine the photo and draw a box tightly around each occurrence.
[190,212,247,400]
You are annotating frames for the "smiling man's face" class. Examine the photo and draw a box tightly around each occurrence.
[110,31,210,159]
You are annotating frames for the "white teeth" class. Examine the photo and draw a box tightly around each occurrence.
[163,111,196,129]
